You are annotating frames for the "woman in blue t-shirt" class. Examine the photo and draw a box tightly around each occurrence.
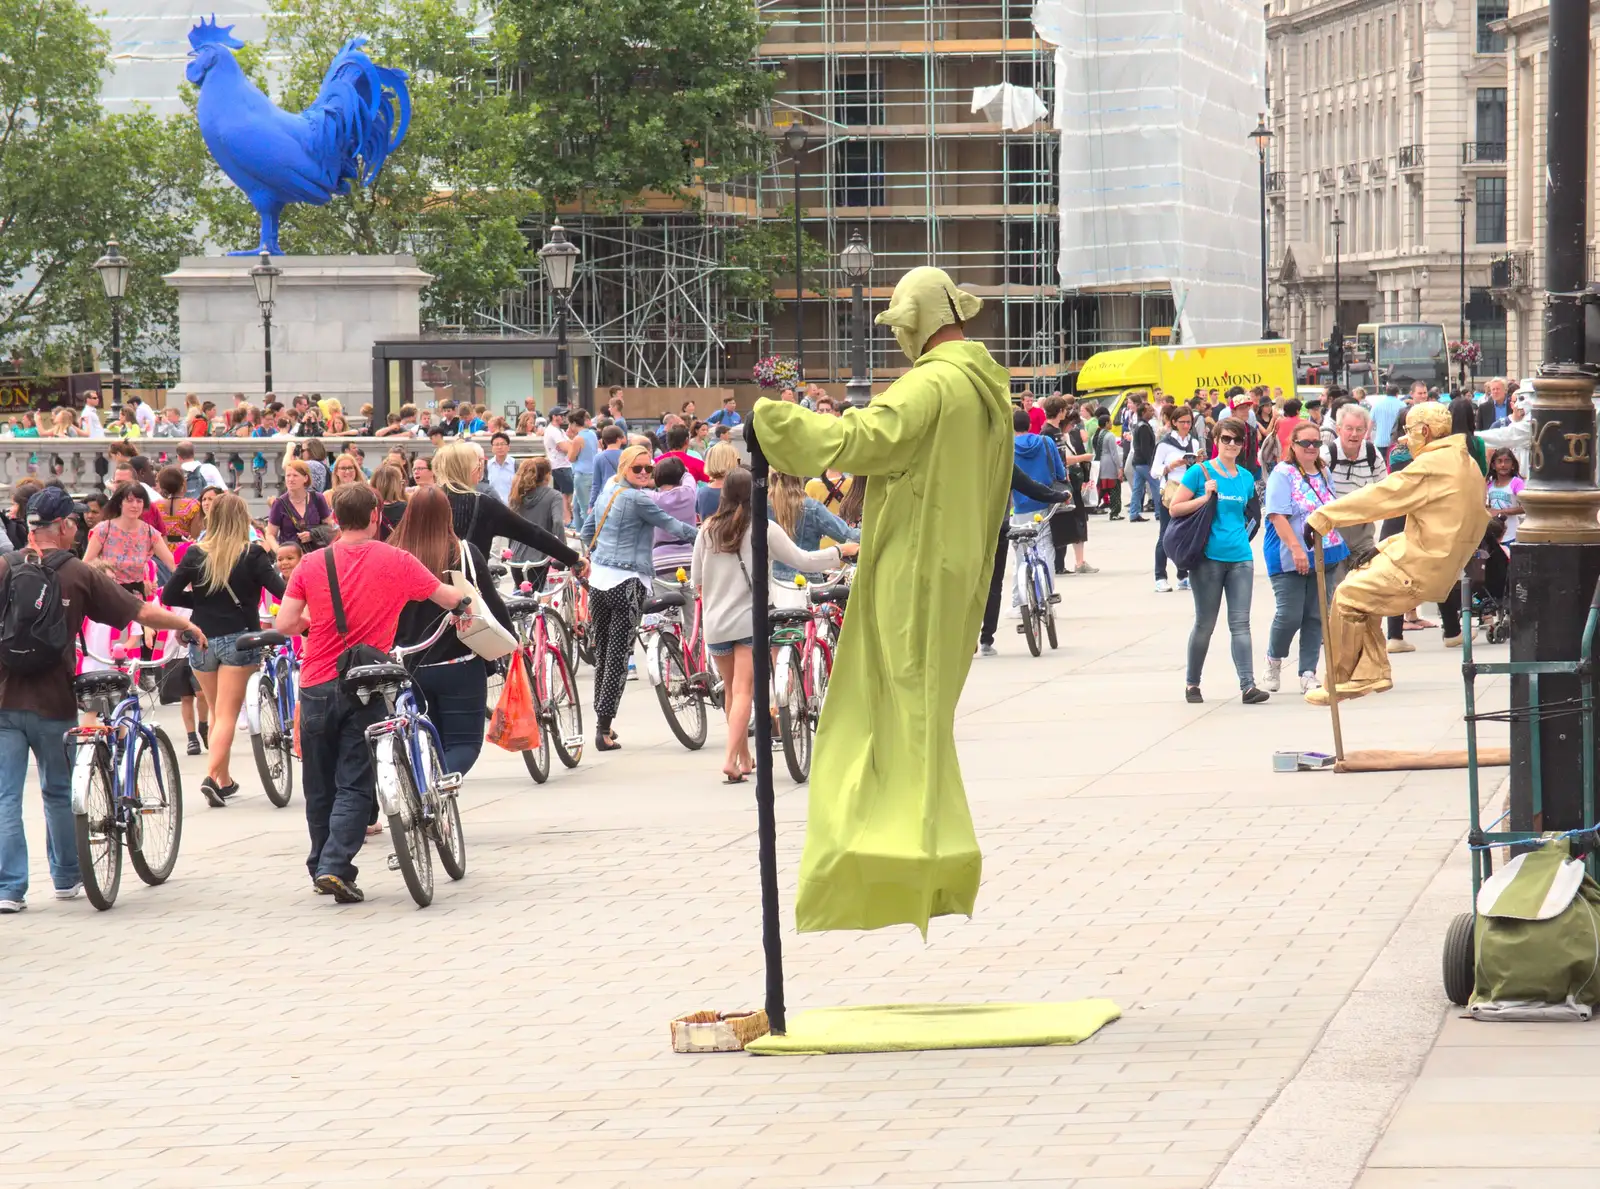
[1169,416,1268,704]
[1262,426,1348,695]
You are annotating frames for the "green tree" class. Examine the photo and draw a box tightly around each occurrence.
[0,0,201,378]
[725,205,829,310]
[190,0,540,327]
[503,0,776,212]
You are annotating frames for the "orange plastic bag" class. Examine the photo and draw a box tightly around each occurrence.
[487,654,541,753]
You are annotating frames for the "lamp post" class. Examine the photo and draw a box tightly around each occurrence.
[249,249,281,395]
[539,220,581,409]
[93,238,131,411]
[785,125,810,382]
[1330,208,1345,385]
[1454,187,1471,392]
[840,229,874,409]
[1249,114,1274,338]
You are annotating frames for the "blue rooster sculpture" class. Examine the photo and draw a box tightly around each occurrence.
[187,16,411,255]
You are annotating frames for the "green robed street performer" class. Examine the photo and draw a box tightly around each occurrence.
[748,266,1014,936]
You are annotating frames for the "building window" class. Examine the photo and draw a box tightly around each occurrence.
[1476,176,1507,243]
[835,68,885,126]
[1004,141,1058,206]
[1378,18,1386,69]
[1475,87,1507,158]
[1467,287,1507,374]
[1477,0,1507,53]
[833,140,885,207]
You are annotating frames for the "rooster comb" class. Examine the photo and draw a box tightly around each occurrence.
[188,15,245,52]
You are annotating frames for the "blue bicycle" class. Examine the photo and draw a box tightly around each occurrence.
[68,640,194,910]
[246,632,299,808]
[1009,518,1060,657]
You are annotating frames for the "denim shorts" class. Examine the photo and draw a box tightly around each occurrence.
[189,631,263,673]
[551,467,575,495]
[708,636,753,657]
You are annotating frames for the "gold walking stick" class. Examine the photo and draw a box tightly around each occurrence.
[1313,535,1345,764]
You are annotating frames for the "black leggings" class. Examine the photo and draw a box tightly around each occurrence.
[590,579,646,726]
[979,522,1008,647]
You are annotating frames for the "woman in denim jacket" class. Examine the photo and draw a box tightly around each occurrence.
[587,445,696,750]
[768,471,862,602]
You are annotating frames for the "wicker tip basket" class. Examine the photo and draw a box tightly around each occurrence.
[670,1009,770,1053]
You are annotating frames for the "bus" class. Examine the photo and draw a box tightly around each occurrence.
[1355,322,1448,391]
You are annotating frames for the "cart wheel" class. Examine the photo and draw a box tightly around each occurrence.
[1442,911,1476,1007]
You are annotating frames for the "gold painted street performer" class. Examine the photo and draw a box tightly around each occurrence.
[1305,402,1490,705]
[748,267,1014,936]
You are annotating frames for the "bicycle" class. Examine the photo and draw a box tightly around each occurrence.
[66,638,193,911]
[502,585,585,784]
[1008,518,1061,658]
[245,627,299,808]
[547,564,593,670]
[243,610,468,908]
[639,571,722,750]
[770,580,849,783]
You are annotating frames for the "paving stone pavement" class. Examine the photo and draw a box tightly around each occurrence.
[1,519,1498,1188]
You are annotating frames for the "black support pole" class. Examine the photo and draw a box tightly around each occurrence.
[793,158,805,385]
[747,431,787,1035]
[1546,0,1588,367]
[263,308,274,395]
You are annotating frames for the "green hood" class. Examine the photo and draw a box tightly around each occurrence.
[916,339,1012,434]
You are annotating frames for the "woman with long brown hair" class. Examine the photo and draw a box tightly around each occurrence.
[508,457,564,589]
[371,463,409,537]
[390,487,513,776]
[691,467,856,783]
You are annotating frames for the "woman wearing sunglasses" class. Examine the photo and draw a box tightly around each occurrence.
[587,444,697,751]
[1168,416,1269,703]
[1261,427,1348,694]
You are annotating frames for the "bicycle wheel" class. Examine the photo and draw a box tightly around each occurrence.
[128,727,183,886]
[545,647,585,768]
[252,674,293,808]
[518,650,551,784]
[1038,564,1059,651]
[654,636,707,750]
[574,587,595,668]
[807,643,831,726]
[1019,579,1041,657]
[73,744,121,911]
[418,730,465,881]
[388,746,434,907]
[483,654,506,723]
[545,613,577,679]
[776,647,812,783]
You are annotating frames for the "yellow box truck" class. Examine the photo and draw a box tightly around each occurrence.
[1076,340,1298,421]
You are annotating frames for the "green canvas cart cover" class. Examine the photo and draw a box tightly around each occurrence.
[1472,837,1600,1014]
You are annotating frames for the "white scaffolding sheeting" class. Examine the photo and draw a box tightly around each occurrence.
[95,0,271,115]
[969,83,1050,131]
[1034,0,1262,344]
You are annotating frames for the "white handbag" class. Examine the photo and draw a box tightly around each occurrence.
[448,543,517,662]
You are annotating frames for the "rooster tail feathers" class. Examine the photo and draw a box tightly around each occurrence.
[305,38,411,191]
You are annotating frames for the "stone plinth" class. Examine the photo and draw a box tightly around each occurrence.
[165,254,432,404]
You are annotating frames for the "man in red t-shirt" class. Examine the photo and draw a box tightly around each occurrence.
[655,422,707,483]
[1023,390,1047,434]
[275,484,469,903]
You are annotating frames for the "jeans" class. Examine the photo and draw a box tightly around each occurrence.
[573,472,592,521]
[299,679,386,885]
[1130,464,1153,516]
[1186,558,1256,689]
[1154,502,1190,582]
[979,522,1008,647]
[412,659,488,777]
[1269,569,1338,674]
[0,710,79,901]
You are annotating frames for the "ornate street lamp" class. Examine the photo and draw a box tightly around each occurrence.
[1330,208,1346,385]
[784,125,811,382]
[840,229,874,409]
[1249,114,1274,338]
[1455,187,1472,392]
[93,238,131,411]
[539,219,581,408]
[249,249,281,395]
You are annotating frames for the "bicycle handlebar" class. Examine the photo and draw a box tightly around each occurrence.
[390,598,473,660]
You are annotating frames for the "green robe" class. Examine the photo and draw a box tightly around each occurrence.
[753,339,1014,935]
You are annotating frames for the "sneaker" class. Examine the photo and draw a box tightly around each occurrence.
[1444,629,1480,649]
[1242,686,1271,705]
[1177,578,1190,591]
[0,899,24,914]
[1154,578,1172,593]
[186,733,201,756]
[1075,564,1100,575]
[1299,671,1319,694]
[200,778,227,808]
[1184,685,1203,703]
[626,659,638,681]
[313,874,364,903]
[977,644,999,658]
[1109,514,1125,521]
[52,883,82,901]
[1262,657,1283,693]
[1387,639,1417,654]
[1128,516,1147,523]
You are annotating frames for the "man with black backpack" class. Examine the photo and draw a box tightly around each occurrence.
[1321,402,1388,559]
[0,487,205,914]
[175,440,227,497]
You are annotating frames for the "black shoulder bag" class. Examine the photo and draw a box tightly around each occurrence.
[325,547,392,693]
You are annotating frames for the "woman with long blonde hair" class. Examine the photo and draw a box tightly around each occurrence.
[767,469,860,595]
[329,453,364,489]
[162,492,286,806]
[431,439,581,571]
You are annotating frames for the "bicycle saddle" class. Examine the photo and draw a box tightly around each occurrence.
[74,671,133,698]
[1008,525,1041,540]
[504,596,541,615]
[235,631,289,652]
[808,584,849,606]
[768,608,812,625]
[343,663,409,688]
[644,591,687,615]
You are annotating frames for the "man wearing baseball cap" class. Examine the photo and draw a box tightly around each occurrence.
[0,486,205,914]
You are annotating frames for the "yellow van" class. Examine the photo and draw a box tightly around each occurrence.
[1076,340,1298,422]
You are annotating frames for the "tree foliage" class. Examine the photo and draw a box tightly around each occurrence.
[724,205,829,311]
[0,0,200,377]
[503,0,776,213]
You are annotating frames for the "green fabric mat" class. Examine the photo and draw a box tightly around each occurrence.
[744,999,1121,1055]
